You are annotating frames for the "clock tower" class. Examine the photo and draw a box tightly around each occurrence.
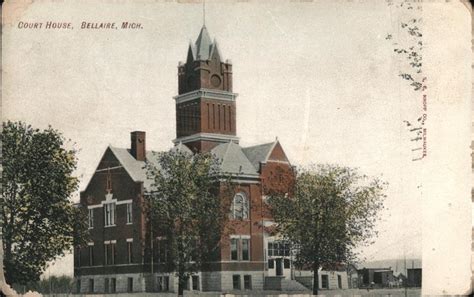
[174,26,238,152]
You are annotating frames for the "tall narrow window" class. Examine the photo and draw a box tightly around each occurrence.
[104,202,116,226]
[230,238,238,261]
[207,103,210,129]
[104,243,108,265]
[229,106,232,131]
[223,104,226,130]
[88,245,94,266]
[126,203,133,224]
[88,209,94,229]
[127,241,133,264]
[218,104,221,129]
[241,239,250,261]
[127,277,133,292]
[213,104,216,129]
[111,242,116,264]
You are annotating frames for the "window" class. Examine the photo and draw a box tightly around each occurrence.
[104,242,116,265]
[104,202,116,226]
[157,276,169,292]
[241,239,250,261]
[126,203,133,224]
[232,275,241,290]
[230,238,238,260]
[230,237,251,261]
[231,193,249,220]
[104,244,108,265]
[321,275,329,289]
[244,275,252,290]
[268,259,274,269]
[127,241,133,263]
[284,258,290,269]
[88,279,94,293]
[337,275,342,289]
[127,277,133,292]
[268,241,290,257]
[104,278,109,293]
[110,278,116,293]
[88,245,94,266]
[88,209,94,228]
[192,275,200,291]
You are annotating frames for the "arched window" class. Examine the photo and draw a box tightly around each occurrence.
[231,193,249,220]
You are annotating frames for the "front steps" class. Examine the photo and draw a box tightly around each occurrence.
[264,276,309,292]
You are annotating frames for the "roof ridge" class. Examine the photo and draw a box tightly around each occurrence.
[243,141,276,150]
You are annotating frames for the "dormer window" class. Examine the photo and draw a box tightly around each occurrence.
[231,193,249,220]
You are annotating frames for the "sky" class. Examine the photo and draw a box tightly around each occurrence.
[2,0,470,281]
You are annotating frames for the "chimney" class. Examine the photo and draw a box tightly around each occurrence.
[130,131,146,161]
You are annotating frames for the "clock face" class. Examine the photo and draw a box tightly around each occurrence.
[210,75,221,87]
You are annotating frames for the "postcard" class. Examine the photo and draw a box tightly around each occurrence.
[1,0,472,296]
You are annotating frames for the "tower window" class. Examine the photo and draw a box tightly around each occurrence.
[228,105,232,131]
[223,104,226,130]
[207,103,210,129]
[218,104,221,129]
[213,104,216,129]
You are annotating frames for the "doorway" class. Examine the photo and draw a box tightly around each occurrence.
[275,258,283,276]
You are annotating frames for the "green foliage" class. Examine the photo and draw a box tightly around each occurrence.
[267,164,386,294]
[146,149,231,295]
[1,121,87,284]
[12,275,74,294]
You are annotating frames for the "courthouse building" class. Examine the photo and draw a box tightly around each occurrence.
[74,26,348,293]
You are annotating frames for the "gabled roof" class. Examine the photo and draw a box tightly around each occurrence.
[107,144,191,191]
[211,141,259,177]
[109,146,147,183]
[242,141,277,170]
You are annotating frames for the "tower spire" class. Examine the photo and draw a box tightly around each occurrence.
[203,0,206,27]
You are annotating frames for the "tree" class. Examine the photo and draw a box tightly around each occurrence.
[1,121,87,285]
[146,149,231,296]
[267,164,386,295]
